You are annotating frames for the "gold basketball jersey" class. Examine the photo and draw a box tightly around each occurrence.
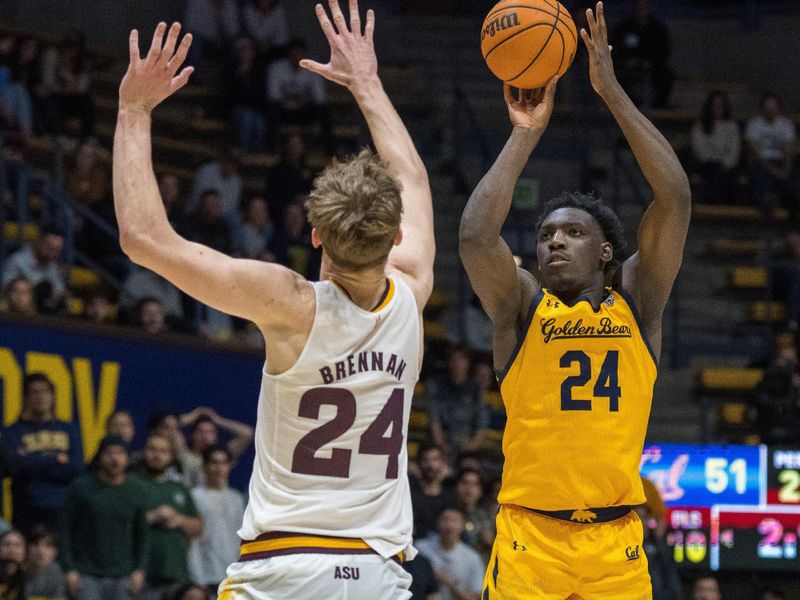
[497,287,657,511]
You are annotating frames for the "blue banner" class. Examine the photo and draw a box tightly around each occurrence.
[0,317,262,490]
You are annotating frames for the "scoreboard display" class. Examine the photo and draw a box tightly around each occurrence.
[640,444,800,572]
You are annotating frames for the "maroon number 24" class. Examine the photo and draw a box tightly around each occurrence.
[291,387,405,479]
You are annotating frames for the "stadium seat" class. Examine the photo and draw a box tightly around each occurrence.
[69,266,102,290]
[749,301,786,322]
[696,368,764,392]
[2,221,40,243]
[706,238,764,257]
[729,266,767,290]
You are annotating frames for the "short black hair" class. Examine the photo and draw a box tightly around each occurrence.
[417,442,445,460]
[147,411,178,433]
[456,467,484,486]
[202,444,232,465]
[23,373,54,397]
[26,524,57,547]
[190,414,216,436]
[535,191,627,272]
[760,91,780,108]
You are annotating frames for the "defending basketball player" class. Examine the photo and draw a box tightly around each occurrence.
[459,3,690,599]
[113,1,433,598]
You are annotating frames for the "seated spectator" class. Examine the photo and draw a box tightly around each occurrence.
[0,276,36,315]
[1,227,67,314]
[0,130,32,224]
[9,35,42,134]
[105,410,136,448]
[188,446,245,590]
[236,196,275,259]
[184,0,240,70]
[145,413,184,483]
[609,0,673,109]
[266,131,313,221]
[186,190,234,254]
[403,549,439,600]
[410,444,453,539]
[268,200,321,280]
[158,172,187,233]
[121,265,186,328]
[39,33,94,138]
[227,38,267,153]
[0,529,26,600]
[415,508,484,600]
[2,373,84,533]
[24,525,65,600]
[426,345,489,460]
[61,435,148,600]
[0,52,33,140]
[82,288,116,324]
[136,296,170,335]
[634,503,681,600]
[178,407,254,488]
[66,141,109,208]
[691,91,741,204]
[136,434,203,600]
[691,575,721,600]
[754,339,800,444]
[744,93,797,216]
[453,468,494,561]
[243,0,289,59]
[267,38,333,152]
[188,149,242,220]
[444,294,493,356]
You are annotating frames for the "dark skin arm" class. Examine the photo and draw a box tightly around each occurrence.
[582,2,691,360]
[459,81,557,370]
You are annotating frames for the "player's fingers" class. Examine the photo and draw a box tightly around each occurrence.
[171,66,194,92]
[329,0,349,35]
[349,0,361,35]
[597,2,607,39]
[167,33,192,73]
[580,28,594,51]
[129,30,140,64]
[299,59,326,75]
[585,8,597,37]
[146,22,167,66]
[365,9,376,43]
[503,83,514,106]
[315,4,339,46]
[159,23,182,67]
[544,75,559,102]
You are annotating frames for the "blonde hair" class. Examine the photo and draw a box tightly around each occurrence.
[305,149,403,271]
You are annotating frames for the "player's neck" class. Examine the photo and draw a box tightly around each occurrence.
[324,261,390,312]
[548,280,607,309]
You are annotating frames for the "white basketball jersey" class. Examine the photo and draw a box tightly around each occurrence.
[239,276,420,559]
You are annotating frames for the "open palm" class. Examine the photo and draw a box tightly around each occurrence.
[119,22,194,112]
[504,78,558,131]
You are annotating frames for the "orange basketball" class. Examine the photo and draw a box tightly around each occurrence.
[480,0,578,90]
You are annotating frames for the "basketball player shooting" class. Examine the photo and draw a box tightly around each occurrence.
[459,2,690,599]
[113,1,434,597]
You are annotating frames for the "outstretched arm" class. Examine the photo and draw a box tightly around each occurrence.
[459,82,557,327]
[114,23,313,335]
[302,0,434,308]
[582,2,690,335]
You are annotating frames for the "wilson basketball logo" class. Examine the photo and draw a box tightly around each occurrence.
[481,12,520,41]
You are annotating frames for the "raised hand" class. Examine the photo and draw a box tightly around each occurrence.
[580,2,618,99]
[503,78,558,132]
[119,22,194,113]
[300,0,377,90]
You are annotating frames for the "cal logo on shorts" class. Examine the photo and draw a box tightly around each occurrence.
[496,287,657,511]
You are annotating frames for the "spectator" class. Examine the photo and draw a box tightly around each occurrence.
[0,128,32,224]
[243,0,289,59]
[445,294,493,355]
[267,38,333,152]
[187,446,245,591]
[415,508,483,600]
[0,276,35,315]
[755,587,786,600]
[3,373,83,533]
[39,34,94,138]
[145,413,184,483]
[266,131,313,221]
[426,345,489,459]
[61,435,148,600]
[227,38,267,153]
[691,575,721,600]
[185,190,234,254]
[236,195,275,259]
[634,504,681,600]
[187,149,243,219]
[609,0,673,108]
[453,468,494,561]
[184,0,240,67]
[136,296,169,335]
[1,228,66,314]
[24,525,65,600]
[410,444,453,539]
[66,141,109,208]
[403,550,439,600]
[158,172,187,233]
[121,265,186,328]
[82,288,116,325]
[268,200,321,279]
[105,411,136,447]
[178,407,254,488]
[0,529,26,600]
[136,434,202,600]
[691,90,741,204]
[754,339,800,444]
[170,583,211,600]
[0,50,33,140]
[744,93,797,216]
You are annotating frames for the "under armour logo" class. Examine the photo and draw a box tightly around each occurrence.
[625,545,640,561]
[546,299,561,309]
[512,540,527,552]
[569,510,597,523]
[604,295,615,307]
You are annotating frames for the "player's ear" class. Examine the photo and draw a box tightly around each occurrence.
[600,241,613,266]
[311,228,323,249]
[393,228,403,247]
